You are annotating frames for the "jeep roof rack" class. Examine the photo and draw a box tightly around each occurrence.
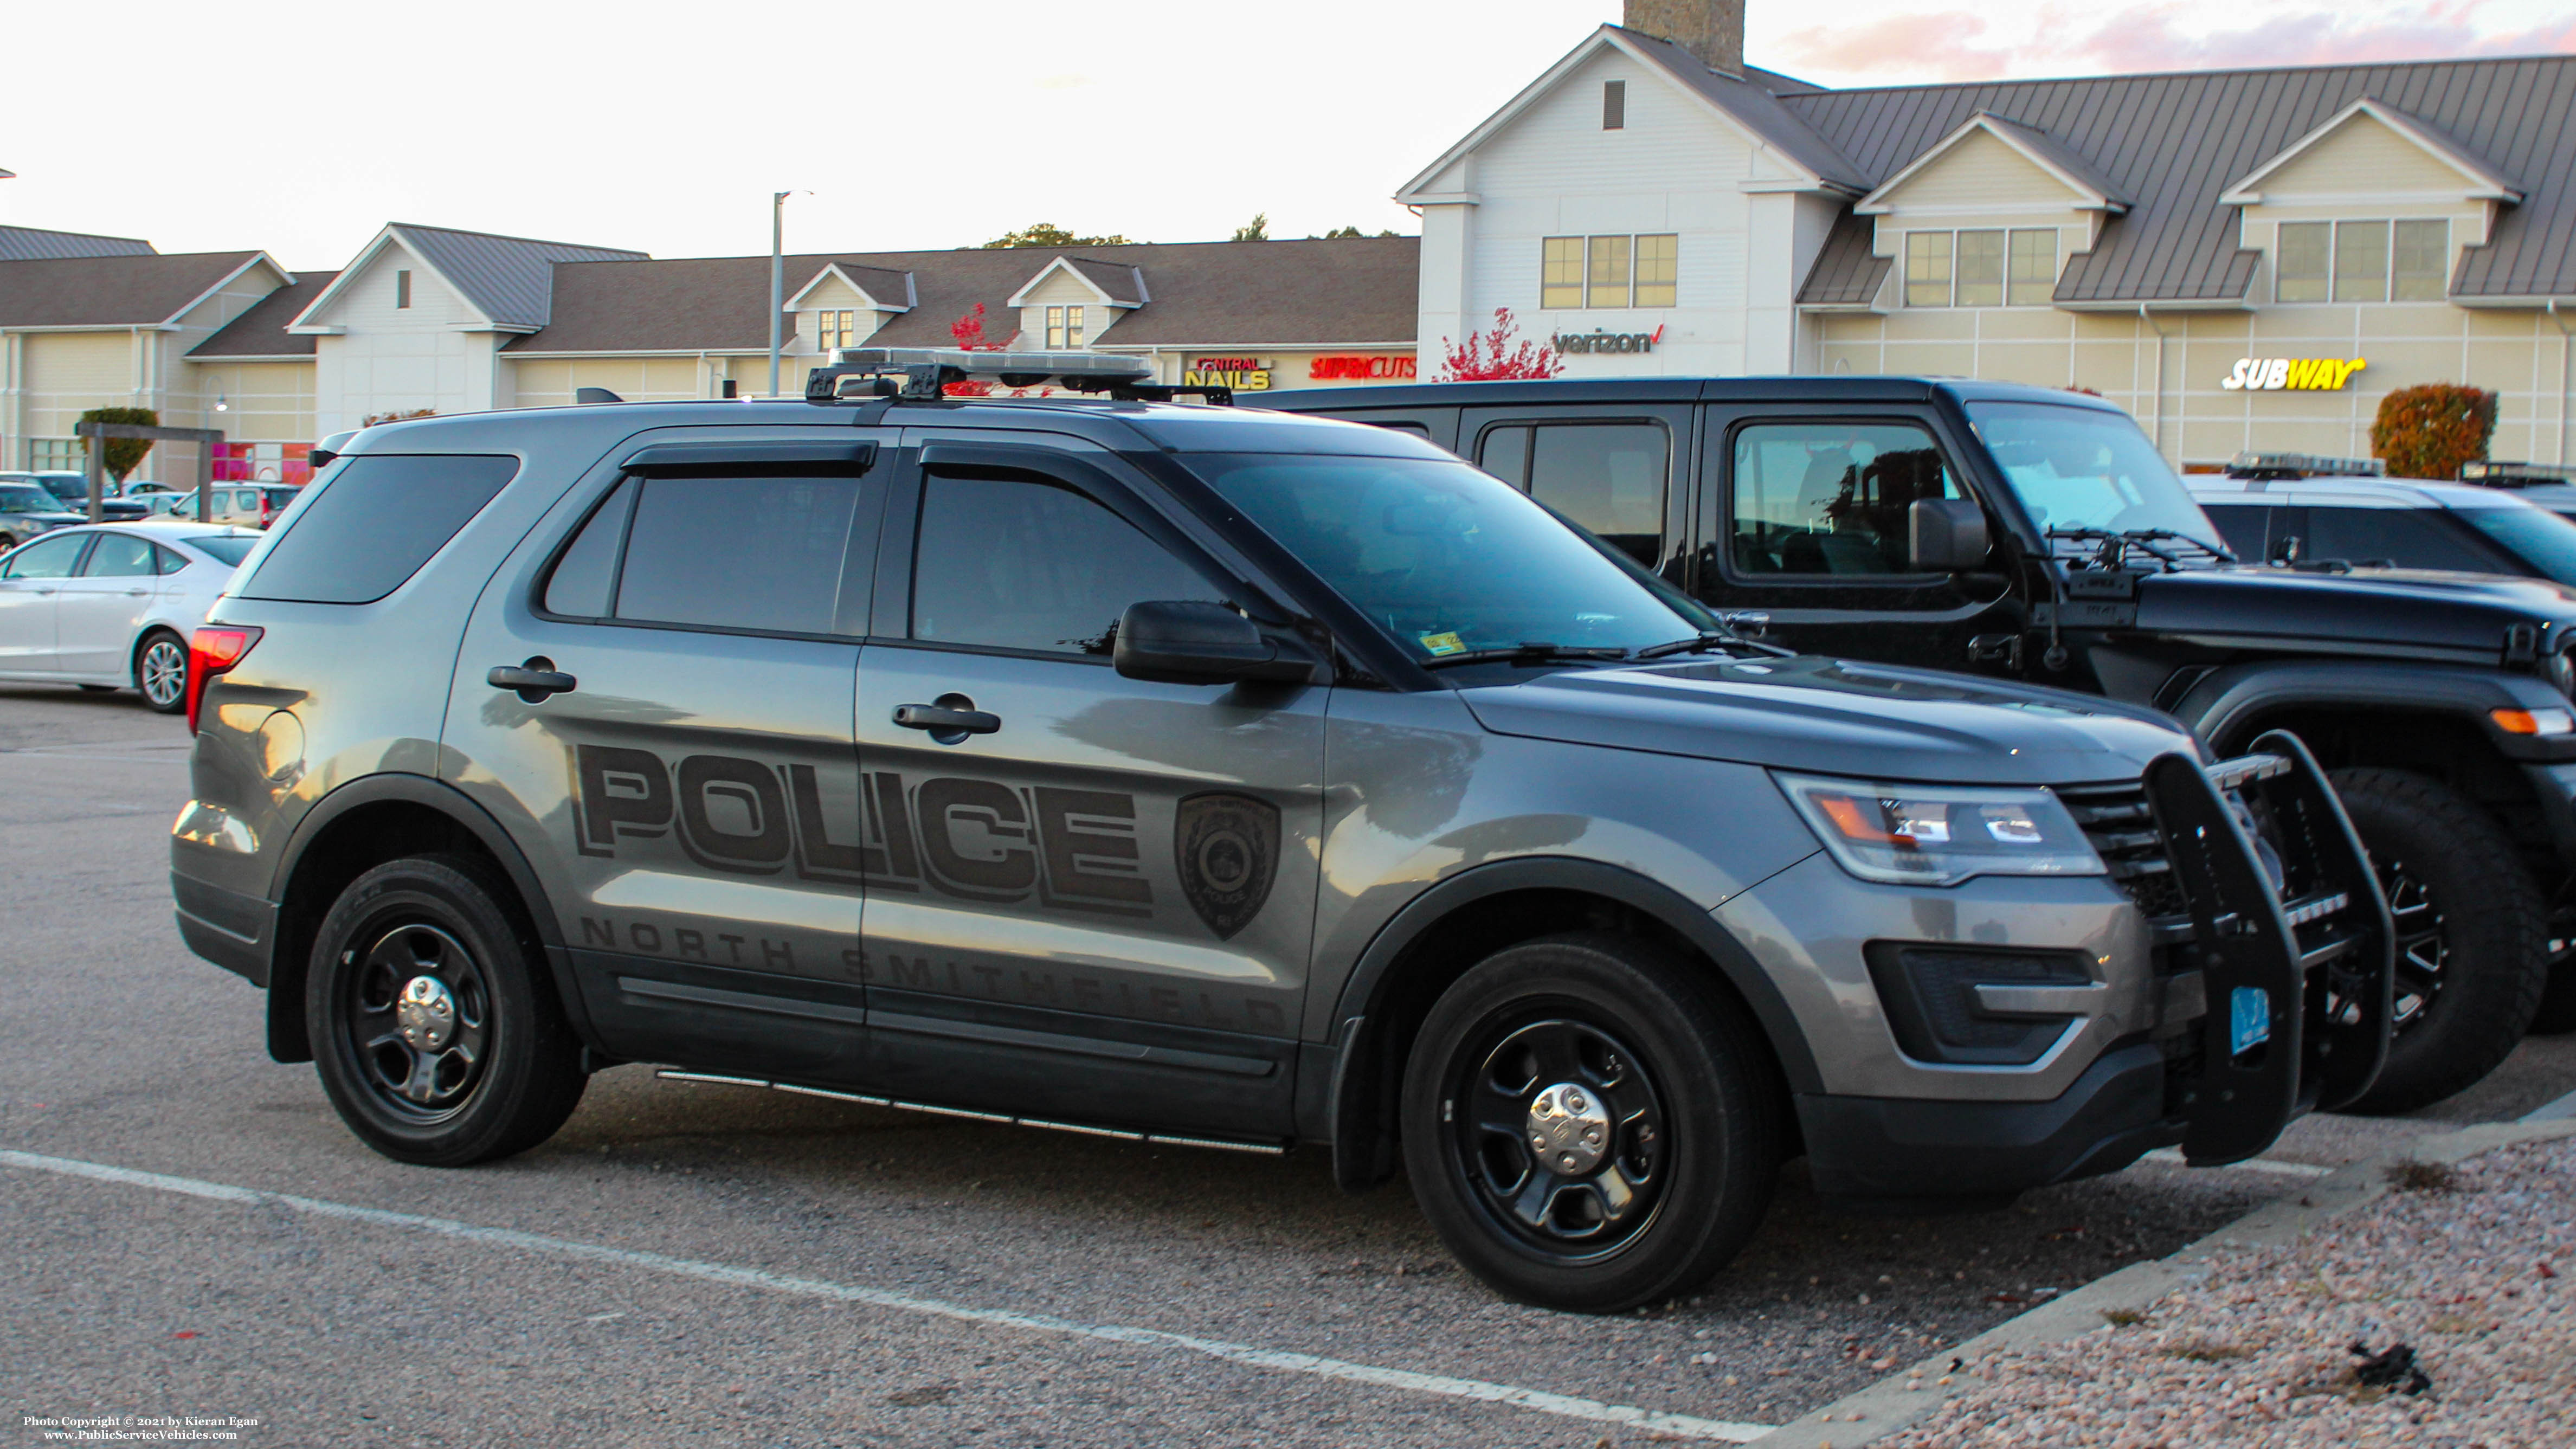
[803,347,1233,406]
[2224,451,2388,480]
[2461,460,2576,488]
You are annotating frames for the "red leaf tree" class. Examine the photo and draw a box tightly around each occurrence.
[945,303,1002,396]
[2371,382,2498,480]
[1436,307,1563,382]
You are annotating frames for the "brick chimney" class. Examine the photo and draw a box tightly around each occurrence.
[1624,0,1744,76]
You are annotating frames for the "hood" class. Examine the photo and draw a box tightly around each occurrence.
[1457,656,2194,785]
[2135,566,2575,660]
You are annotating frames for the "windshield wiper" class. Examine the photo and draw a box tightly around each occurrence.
[2046,525,2236,571]
[1418,642,1632,670]
[1634,632,1737,659]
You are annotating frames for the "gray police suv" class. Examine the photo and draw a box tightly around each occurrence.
[172,350,2391,1312]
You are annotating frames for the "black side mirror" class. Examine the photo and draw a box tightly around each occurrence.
[1113,601,1313,685]
[1909,497,1991,572]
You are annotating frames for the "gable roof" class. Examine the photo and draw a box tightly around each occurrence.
[1857,111,2131,214]
[1006,255,1150,308]
[0,250,278,328]
[2219,96,2523,204]
[507,237,1418,355]
[0,224,156,262]
[190,271,337,357]
[289,222,645,332]
[1776,54,2576,305]
[784,262,917,313]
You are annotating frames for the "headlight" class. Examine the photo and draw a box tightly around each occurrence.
[1774,772,2105,886]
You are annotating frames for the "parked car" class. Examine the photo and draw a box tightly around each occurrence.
[1259,377,2576,1098]
[2459,461,2576,525]
[0,470,151,522]
[151,484,302,529]
[2189,466,2576,585]
[0,522,264,711]
[0,482,87,550]
[169,350,2387,1313]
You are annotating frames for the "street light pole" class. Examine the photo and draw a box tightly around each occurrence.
[769,190,790,398]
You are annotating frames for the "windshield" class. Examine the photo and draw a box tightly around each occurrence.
[2458,505,2576,586]
[32,475,83,502]
[1965,401,2223,556]
[189,536,260,567]
[0,485,62,514]
[1186,452,1715,661]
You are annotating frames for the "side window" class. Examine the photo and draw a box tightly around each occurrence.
[911,472,1223,655]
[2198,504,2271,560]
[81,533,158,577]
[238,454,518,604]
[611,475,868,635]
[153,544,190,575]
[2304,507,2501,573]
[1474,422,1666,567]
[1,532,91,579]
[543,480,635,619]
[1729,421,1960,577]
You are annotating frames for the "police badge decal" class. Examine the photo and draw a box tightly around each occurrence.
[1173,792,1280,939]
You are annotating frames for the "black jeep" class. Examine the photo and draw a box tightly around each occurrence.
[1260,377,2576,1112]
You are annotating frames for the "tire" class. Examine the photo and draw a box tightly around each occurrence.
[2530,961,2576,1036]
[2329,768,2548,1114]
[132,629,189,714]
[307,855,587,1166]
[1400,933,1781,1313]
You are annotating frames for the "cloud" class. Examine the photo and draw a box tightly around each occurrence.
[1775,0,2576,84]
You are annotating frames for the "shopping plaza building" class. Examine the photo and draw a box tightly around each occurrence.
[3,0,2572,478]
[1406,1,2576,467]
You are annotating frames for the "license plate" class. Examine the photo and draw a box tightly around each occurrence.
[2230,987,2271,1057]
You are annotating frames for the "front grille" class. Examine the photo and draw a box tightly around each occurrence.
[2058,782,2189,920]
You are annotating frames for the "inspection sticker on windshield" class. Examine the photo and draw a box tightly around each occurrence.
[2230,986,2271,1058]
[1419,632,1466,656]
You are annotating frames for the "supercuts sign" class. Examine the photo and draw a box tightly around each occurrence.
[2222,357,2367,391]
[573,745,1279,940]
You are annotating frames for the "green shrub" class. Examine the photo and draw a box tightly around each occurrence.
[75,406,159,483]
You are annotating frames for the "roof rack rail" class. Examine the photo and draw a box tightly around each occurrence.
[2461,460,2576,488]
[2225,451,2387,480]
[803,347,1231,406]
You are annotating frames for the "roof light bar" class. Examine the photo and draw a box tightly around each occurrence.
[2462,460,2576,488]
[805,347,1227,405]
[2225,451,2387,480]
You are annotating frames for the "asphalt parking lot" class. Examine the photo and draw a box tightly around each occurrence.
[4,682,2570,1447]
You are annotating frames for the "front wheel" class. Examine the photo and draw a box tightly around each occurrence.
[308,855,587,1166]
[2329,769,2548,1113]
[1400,933,1781,1313]
[133,629,189,713]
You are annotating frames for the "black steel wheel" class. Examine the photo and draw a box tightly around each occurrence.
[1401,933,1780,1313]
[133,629,188,713]
[2330,769,2547,1114]
[309,855,587,1166]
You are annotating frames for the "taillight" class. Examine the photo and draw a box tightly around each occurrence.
[187,625,262,733]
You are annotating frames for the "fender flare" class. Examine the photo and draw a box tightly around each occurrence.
[265,771,590,1061]
[2170,659,2561,755]
[1320,856,1821,1190]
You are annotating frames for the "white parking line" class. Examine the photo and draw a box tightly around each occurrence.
[2137,1147,2333,1177]
[2522,1087,2576,1123]
[0,1148,1774,1443]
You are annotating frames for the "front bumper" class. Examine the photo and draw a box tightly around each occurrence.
[1799,1042,2175,1197]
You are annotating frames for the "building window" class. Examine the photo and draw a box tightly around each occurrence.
[2394,219,2450,300]
[1633,234,1678,307]
[1955,229,2005,307]
[1587,235,1632,308]
[1541,237,1585,308]
[1602,80,1625,131]
[396,269,411,310]
[2007,229,2058,306]
[816,310,859,353]
[1904,231,1953,307]
[1045,305,1086,349]
[2276,218,2448,304]
[26,439,81,471]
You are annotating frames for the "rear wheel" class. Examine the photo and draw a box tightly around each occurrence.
[132,629,188,713]
[308,855,587,1166]
[1400,933,1781,1312]
[2329,769,2547,1113]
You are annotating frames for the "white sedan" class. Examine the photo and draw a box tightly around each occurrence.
[0,522,264,713]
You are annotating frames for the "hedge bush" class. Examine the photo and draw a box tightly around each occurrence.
[2370,383,2497,480]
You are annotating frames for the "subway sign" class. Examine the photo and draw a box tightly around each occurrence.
[2221,357,2368,391]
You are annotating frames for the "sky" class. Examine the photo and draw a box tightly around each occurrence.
[4,0,2569,273]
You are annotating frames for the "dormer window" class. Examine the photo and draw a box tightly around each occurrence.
[2275,219,2449,303]
[1905,228,2062,307]
[1046,305,1086,349]
[816,310,860,352]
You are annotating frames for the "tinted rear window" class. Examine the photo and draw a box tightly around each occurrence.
[239,455,517,603]
[189,536,259,568]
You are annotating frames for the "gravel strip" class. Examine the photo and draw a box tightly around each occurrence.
[1872,1137,2574,1448]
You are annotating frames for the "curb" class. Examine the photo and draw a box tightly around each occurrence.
[1742,1116,2576,1448]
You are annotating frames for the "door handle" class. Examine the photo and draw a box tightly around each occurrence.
[893,701,1001,736]
[125,588,149,596]
[488,657,577,701]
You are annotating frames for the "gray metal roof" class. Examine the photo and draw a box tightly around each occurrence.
[1795,212,1890,306]
[0,224,155,262]
[1620,46,2576,304]
[389,222,645,329]
[1970,113,2133,210]
[1617,29,1870,191]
